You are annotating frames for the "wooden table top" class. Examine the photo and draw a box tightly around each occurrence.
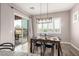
[31,36,60,42]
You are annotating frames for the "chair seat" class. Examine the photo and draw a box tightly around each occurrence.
[45,44,54,48]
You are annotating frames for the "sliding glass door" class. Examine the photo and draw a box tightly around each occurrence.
[21,17,29,44]
[14,16,29,52]
[21,17,29,52]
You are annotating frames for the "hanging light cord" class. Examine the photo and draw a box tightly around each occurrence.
[40,3,48,19]
[40,3,41,19]
[47,3,48,19]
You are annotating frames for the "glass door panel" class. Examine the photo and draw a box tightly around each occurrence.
[21,17,29,43]
[21,17,29,52]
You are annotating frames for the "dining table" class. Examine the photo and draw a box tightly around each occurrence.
[30,36,63,56]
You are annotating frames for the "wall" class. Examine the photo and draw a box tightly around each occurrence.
[0,4,1,39]
[0,3,15,45]
[70,4,79,49]
[34,11,70,42]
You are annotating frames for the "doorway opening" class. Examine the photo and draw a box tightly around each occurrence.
[14,15,29,53]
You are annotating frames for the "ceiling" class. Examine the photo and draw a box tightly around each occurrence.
[14,3,75,15]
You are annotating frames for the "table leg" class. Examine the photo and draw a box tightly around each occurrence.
[58,42,60,56]
[30,39,32,53]
[59,42,63,56]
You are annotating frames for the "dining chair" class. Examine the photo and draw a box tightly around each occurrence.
[0,43,14,51]
[32,39,43,56]
[39,34,54,56]
[43,39,55,56]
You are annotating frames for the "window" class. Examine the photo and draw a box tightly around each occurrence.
[54,18,61,33]
[37,17,61,34]
[14,20,22,28]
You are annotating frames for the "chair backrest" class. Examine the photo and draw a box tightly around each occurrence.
[0,43,14,51]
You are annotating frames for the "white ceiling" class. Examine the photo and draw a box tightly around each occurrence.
[14,3,75,15]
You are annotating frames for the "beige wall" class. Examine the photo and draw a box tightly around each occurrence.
[33,11,70,42]
[0,4,1,39]
[0,3,15,45]
[70,4,79,49]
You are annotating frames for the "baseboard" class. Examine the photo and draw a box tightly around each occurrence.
[61,42,79,51]
[70,43,79,51]
[61,42,70,45]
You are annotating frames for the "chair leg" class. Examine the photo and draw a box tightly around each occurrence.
[56,44,58,49]
[51,47,54,56]
[43,46,46,56]
[35,46,38,53]
[40,46,43,56]
[32,45,35,53]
